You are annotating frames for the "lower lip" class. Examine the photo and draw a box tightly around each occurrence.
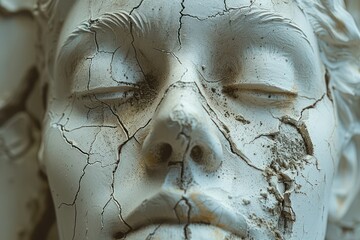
[114,224,245,240]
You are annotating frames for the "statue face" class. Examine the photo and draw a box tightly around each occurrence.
[42,0,339,239]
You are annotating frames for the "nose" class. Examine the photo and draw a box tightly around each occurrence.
[142,88,223,172]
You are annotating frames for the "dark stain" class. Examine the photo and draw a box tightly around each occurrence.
[235,115,250,125]
[280,116,313,155]
[29,188,57,240]
[0,67,40,127]
[325,69,333,102]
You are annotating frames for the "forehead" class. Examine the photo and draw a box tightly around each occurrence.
[57,0,318,54]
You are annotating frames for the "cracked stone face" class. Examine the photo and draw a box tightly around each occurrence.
[41,0,341,239]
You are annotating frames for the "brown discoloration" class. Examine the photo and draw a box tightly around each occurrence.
[324,69,333,102]
[280,116,313,156]
[29,191,57,240]
[249,214,283,240]
[259,120,311,236]
[235,115,250,125]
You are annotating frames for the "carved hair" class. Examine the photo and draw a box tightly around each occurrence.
[297,0,360,147]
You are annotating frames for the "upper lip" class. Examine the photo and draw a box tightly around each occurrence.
[116,189,247,238]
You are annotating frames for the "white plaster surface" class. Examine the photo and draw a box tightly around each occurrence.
[41,0,359,239]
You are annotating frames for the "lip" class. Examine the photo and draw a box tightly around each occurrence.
[114,190,247,238]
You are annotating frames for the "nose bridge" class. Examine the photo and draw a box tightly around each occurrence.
[142,86,223,172]
[144,88,204,155]
[162,90,202,137]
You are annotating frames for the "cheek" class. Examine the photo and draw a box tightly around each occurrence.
[42,100,129,206]
[298,97,339,203]
[216,96,337,235]
[284,98,338,235]
[303,97,338,190]
[43,125,89,206]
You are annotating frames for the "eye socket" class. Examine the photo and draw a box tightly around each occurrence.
[222,83,297,106]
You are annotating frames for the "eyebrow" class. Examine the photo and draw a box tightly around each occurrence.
[60,11,149,53]
[226,7,314,52]
[55,11,149,94]
[59,6,313,56]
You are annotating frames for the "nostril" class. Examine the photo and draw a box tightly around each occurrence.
[113,232,125,239]
[190,145,204,163]
[157,143,173,163]
[144,142,173,169]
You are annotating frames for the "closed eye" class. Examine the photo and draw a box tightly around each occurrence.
[75,85,140,103]
[223,83,297,95]
[222,83,297,105]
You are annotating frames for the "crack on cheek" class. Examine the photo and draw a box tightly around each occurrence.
[71,204,78,240]
[61,125,117,132]
[145,224,162,240]
[84,101,103,120]
[101,139,134,232]
[57,167,87,208]
[133,117,153,145]
[299,93,326,121]
[51,97,76,127]
[178,0,186,48]
[245,131,279,146]
[101,119,152,233]
[58,126,102,209]
[93,95,130,139]
[57,124,90,156]
[326,139,336,171]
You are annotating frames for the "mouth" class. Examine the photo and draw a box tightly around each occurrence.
[113,190,247,239]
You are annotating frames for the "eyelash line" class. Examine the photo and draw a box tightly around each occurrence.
[222,83,298,96]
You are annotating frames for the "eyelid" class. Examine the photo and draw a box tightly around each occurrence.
[223,83,298,96]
